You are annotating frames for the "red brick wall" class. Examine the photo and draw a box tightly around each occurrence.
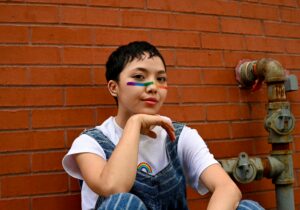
[0,0,300,209]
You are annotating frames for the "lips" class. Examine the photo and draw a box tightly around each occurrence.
[142,97,158,105]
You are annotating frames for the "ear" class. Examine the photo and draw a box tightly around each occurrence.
[107,80,118,97]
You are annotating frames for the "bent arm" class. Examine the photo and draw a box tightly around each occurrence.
[75,114,175,197]
[200,164,242,210]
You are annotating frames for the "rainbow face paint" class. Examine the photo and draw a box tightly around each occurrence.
[127,81,167,89]
[137,162,152,174]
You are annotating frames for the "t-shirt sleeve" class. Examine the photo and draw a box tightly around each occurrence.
[62,134,106,180]
[177,126,219,195]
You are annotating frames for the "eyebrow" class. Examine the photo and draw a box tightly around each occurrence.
[133,67,166,74]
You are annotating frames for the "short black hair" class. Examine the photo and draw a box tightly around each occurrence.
[105,41,166,82]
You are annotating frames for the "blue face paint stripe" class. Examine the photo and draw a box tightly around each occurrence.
[127,81,154,86]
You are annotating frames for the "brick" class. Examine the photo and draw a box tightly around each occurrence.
[281,8,300,23]
[176,50,223,67]
[161,86,179,104]
[188,198,208,210]
[227,88,241,103]
[0,130,65,152]
[150,30,200,48]
[231,121,268,138]
[32,108,95,128]
[147,0,239,16]
[0,46,60,64]
[253,137,272,154]
[29,67,92,85]
[89,0,144,8]
[0,25,28,43]
[167,69,202,85]
[69,176,81,192]
[207,139,256,158]
[94,67,107,85]
[249,103,268,120]
[285,39,300,53]
[206,104,250,121]
[27,0,86,5]
[237,179,274,193]
[268,54,300,70]
[239,88,268,103]
[0,67,28,85]
[94,28,149,46]
[0,5,59,23]
[0,88,63,107]
[223,51,265,68]
[61,7,120,26]
[66,128,83,148]
[243,190,276,209]
[160,105,205,122]
[0,154,30,175]
[240,3,279,20]
[180,87,228,103]
[0,110,29,130]
[190,122,230,140]
[62,47,113,64]
[172,13,219,32]
[32,26,93,45]
[261,0,298,7]
[265,22,300,38]
[66,87,115,106]
[0,198,30,210]
[160,49,176,66]
[294,153,300,169]
[221,18,263,35]
[32,151,65,172]
[202,33,246,50]
[246,37,285,53]
[32,194,81,210]
[201,69,236,85]
[1,173,68,197]
[96,107,117,123]
[122,10,173,29]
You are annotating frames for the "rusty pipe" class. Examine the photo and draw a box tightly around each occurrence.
[232,58,297,210]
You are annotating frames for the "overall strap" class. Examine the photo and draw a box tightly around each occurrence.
[82,128,115,159]
[166,122,185,160]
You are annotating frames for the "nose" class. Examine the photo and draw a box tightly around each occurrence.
[145,81,158,93]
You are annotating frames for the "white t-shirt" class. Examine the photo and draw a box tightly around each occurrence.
[62,116,218,210]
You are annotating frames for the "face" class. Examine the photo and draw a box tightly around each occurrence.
[109,54,167,118]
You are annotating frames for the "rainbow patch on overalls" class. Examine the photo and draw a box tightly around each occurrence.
[137,162,153,174]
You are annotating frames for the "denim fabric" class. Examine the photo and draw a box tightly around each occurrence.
[97,193,147,210]
[96,195,265,210]
[84,122,188,210]
[83,125,265,210]
[237,199,265,210]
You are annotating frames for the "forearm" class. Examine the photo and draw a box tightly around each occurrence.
[207,183,241,210]
[97,116,142,195]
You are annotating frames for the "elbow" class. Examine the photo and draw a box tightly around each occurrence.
[93,180,133,197]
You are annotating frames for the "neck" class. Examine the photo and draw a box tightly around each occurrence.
[114,111,132,129]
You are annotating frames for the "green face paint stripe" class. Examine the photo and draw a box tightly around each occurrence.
[127,81,167,89]
[127,81,154,86]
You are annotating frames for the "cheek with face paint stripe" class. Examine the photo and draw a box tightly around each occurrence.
[126,81,167,89]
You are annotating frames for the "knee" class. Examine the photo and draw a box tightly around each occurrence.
[97,193,147,210]
[237,199,265,210]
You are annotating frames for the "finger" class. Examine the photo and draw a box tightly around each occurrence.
[161,121,176,142]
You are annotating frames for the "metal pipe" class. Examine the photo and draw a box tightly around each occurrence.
[229,58,298,210]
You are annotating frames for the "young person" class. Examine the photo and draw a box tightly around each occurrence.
[62,41,264,210]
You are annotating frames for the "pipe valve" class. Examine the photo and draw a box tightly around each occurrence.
[233,152,257,183]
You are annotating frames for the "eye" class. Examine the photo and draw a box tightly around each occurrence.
[132,74,145,81]
[157,76,167,83]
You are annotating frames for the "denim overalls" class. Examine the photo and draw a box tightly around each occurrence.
[83,122,188,210]
[83,123,265,210]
